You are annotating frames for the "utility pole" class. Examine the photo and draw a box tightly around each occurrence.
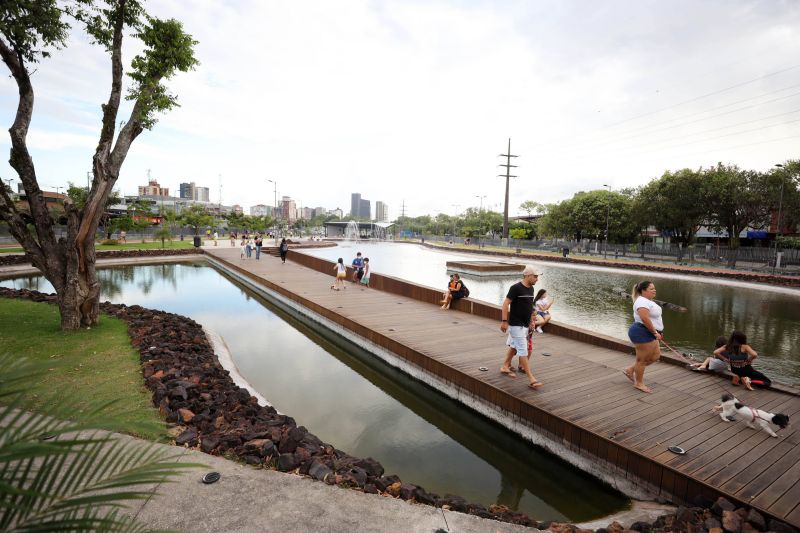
[498,138,518,240]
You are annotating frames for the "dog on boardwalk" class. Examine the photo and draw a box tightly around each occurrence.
[713,393,789,438]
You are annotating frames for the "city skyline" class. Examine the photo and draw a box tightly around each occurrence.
[1,1,799,218]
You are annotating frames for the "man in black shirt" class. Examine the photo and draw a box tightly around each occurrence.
[500,265,543,389]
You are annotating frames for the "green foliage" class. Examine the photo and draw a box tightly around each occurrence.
[509,227,529,239]
[633,168,707,245]
[776,236,800,249]
[178,204,214,235]
[153,227,172,247]
[0,354,202,531]
[537,190,637,242]
[67,182,122,210]
[0,0,69,63]
[128,17,199,129]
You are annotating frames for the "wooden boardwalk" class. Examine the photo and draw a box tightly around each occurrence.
[205,247,800,527]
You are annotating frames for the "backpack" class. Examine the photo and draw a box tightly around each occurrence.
[460,282,470,297]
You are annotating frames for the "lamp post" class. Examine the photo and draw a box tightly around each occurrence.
[773,164,786,274]
[267,179,278,239]
[603,184,611,259]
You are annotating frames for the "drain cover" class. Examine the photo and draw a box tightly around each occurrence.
[202,471,221,484]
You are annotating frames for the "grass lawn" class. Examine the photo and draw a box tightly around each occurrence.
[0,239,196,254]
[0,297,164,440]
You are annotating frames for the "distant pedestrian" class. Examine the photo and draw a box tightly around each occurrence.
[624,280,663,394]
[332,258,347,290]
[213,231,219,246]
[360,258,371,287]
[245,237,254,258]
[119,230,127,243]
[254,235,263,259]
[230,232,236,246]
[499,265,543,389]
[279,238,289,263]
[351,252,364,282]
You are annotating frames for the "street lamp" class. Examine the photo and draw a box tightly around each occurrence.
[267,179,278,239]
[773,164,786,274]
[603,184,611,259]
[475,195,486,211]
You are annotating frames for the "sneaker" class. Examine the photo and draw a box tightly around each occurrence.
[536,326,544,334]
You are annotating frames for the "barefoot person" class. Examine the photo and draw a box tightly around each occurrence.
[624,280,663,393]
[499,265,543,389]
[714,330,772,390]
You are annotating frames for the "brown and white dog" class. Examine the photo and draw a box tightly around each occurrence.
[713,393,789,438]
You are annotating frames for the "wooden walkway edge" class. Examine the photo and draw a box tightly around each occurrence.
[204,247,800,528]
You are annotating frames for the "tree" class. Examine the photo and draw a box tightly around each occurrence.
[634,169,707,252]
[538,190,637,243]
[702,163,772,267]
[178,205,214,235]
[0,1,198,329]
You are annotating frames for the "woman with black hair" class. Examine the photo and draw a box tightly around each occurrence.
[714,330,772,390]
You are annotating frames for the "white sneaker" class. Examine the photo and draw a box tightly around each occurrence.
[536,326,544,334]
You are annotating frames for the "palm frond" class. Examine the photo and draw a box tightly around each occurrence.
[0,354,205,532]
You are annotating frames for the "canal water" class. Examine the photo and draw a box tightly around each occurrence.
[0,263,629,522]
[305,242,800,385]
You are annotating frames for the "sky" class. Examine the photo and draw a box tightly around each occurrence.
[1,0,799,218]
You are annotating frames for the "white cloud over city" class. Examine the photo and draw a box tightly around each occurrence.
[1,0,799,217]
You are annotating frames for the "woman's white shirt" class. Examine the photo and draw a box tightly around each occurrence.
[633,296,663,331]
[535,296,551,313]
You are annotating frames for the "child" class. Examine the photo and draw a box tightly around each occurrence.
[533,289,554,333]
[713,330,772,390]
[360,258,371,287]
[689,336,729,373]
[332,258,347,290]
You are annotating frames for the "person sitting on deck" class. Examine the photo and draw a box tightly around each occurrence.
[713,330,772,390]
[351,252,364,283]
[689,336,730,373]
[440,273,466,310]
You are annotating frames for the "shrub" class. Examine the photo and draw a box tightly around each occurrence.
[100,239,119,245]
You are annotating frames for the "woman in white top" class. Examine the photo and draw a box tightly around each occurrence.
[532,289,553,333]
[623,280,663,393]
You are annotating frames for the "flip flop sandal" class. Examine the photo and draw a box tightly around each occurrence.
[528,381,544,389]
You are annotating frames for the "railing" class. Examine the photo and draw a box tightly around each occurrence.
[418,235,800,271]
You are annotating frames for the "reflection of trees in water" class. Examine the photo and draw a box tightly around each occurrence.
[2,274,48,292]
[98,264,180,298]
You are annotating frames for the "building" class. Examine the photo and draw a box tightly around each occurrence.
[138,179,169,198]
[350,193,361,218]
[232,204,243,215]
[375,201,388,222]
[179,182,210,202]
[359,198,370,220]
[313,207,327,218]
[300,207,314,220]
[250,204,271,217]
[331,208,343,219]
[281,196,297,223]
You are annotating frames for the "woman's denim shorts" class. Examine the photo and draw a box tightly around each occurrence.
[628,322,658,344]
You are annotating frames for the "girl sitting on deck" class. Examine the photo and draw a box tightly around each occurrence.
[713,330,772,390]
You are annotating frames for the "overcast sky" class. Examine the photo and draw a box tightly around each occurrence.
[2,0,799,218]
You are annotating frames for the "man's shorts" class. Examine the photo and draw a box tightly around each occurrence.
[506,326,529,357]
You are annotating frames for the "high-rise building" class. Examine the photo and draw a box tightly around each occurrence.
[375,201,388,222]
[195,187,210,202]
[179,182,194,199]
[281,196,297,223]
[350,193,361,218]
[250,204,271,216]
[138,179,169,197]
[313,207,327,218]
[331,208,343,219]
[359,198,370,220]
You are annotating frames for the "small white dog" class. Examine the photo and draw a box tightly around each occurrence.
[713,393,789,438]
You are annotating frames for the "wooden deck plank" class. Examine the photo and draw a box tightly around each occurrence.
[204,248,800,526]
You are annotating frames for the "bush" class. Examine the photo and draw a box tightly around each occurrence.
[100,239,119,245]
[777,236,800,250]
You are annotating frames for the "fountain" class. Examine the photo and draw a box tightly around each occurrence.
[344,220,360,241]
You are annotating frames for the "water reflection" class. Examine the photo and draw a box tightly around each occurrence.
[0,263,628,521]
[305,244,800,384]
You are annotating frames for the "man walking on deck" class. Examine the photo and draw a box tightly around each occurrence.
[499,265,544,389]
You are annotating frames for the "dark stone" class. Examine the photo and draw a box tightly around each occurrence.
[200,436,219,453]
[691,494,716,510]
[676,506,697,525]
[276,453,298,472]
[442,494,468,513]
[722,509,742,532]
[244,454,261,465]
[705,517,722,530]
[414,487,436,505]
[175,427,197,445]
[373,476,393,492]
[712,497,737,516]
[353,457,384,478]
[309,459,333,481]
[767,519,799,533]
[363,483,378,494]
[629,521,652,533]
[745,509,765,532]
[398,483,417,500]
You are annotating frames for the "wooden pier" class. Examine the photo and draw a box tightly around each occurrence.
[205,247,800,528]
